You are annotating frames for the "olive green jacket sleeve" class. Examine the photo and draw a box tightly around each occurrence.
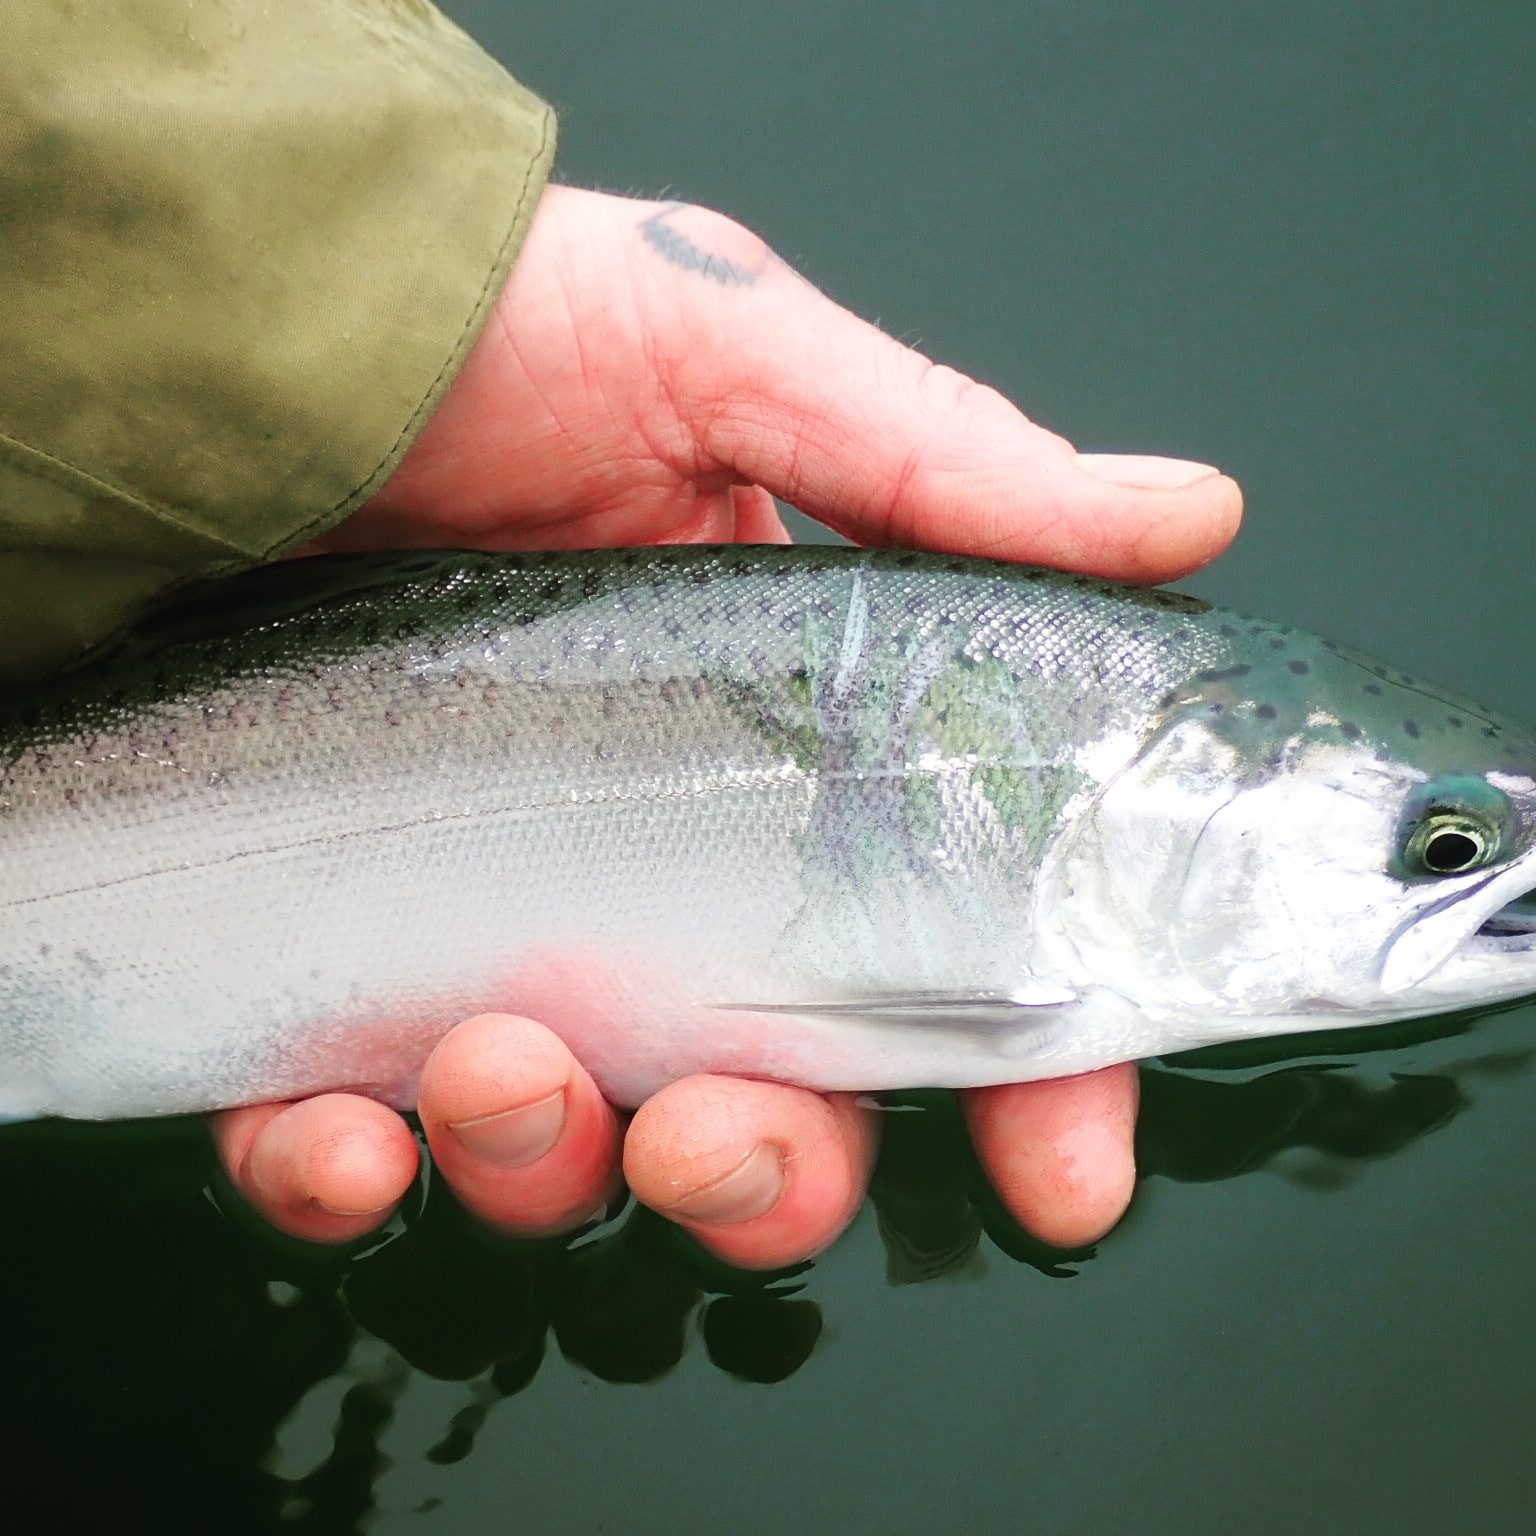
[0,1,555,691]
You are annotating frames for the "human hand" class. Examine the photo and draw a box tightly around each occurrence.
[215,186,1240,1264]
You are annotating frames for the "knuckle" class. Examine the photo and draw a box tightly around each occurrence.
[908,360,1016,441]
[913,359,985,417]
[872,361,1015,538]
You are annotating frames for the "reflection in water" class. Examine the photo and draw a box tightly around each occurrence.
[341,1176,823,1398]
[1,1005,1529,1525]
[1140,1063,1465,1189]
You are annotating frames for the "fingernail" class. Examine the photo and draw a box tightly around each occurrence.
[666,1142,784,1226]
[1077,453,1221,489]
[450,1087,566,1169]
[316,1197,395,1219]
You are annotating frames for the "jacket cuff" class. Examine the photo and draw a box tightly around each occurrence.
[0,1,555,688]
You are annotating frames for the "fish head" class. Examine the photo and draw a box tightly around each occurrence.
[1051,630,1536,1044]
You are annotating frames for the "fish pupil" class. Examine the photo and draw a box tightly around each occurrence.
[1424,829,1482,873]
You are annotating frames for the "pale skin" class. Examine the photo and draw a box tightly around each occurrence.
[212,186,1242,1266]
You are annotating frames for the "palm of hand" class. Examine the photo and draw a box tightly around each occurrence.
[223,186,1240,1265]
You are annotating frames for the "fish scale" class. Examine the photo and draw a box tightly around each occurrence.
[2,544,1535,1120]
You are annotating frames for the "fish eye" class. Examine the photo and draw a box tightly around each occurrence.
[1405,813,1497,877]
[1397,776,1515,881]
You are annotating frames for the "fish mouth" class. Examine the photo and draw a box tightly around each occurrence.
[1382,854,1536,1004]
[1475,888,1536,939]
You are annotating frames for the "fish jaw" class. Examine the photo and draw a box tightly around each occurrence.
[1377,847,1536,1015]
[1401,927,1536,1018]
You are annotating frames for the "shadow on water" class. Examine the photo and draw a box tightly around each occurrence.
[1,1001,1530,1527]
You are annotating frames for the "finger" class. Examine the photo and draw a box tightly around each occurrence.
[729,483,792,543]
[961,1063,1139,1248]
[624,1075,876,1270]
[658,482,793,545]
[654,219,1240,581]
[212,1095,419,1244]
[417,1013,623,1237]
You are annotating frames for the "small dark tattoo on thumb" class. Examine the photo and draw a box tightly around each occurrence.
[638,203,773,287]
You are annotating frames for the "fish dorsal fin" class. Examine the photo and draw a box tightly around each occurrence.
[710,983,1077,1030]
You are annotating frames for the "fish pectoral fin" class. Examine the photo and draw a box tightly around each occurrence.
[710,983,1078,1031]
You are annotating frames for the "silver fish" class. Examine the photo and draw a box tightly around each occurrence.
[3,545,1534,1120]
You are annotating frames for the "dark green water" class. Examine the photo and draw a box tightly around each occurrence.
[4,3,1534,1531]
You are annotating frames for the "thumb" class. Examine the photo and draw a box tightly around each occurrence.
[685,277,1241,583]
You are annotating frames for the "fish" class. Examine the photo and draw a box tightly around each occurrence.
[2,544,1535,1121]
